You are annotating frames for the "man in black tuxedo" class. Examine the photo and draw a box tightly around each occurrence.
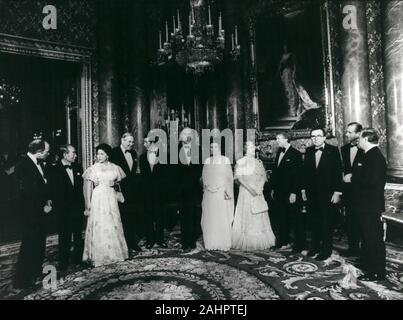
[302,128,343,261]
[177,139,202,251]
[340,122,364,257]
[351,128,386,281]
[271,132,304,252]
[110,133,142,252]
[140,138,167,249]
[13,139,52,290]
[51,144,85,271]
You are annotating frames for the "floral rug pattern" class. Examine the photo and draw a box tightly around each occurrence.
[2,231,403,300]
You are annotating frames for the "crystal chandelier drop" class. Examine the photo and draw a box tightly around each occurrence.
[0,78,21,111]
[157,0,240,75]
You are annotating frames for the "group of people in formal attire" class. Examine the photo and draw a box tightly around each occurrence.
[10,122,387,292]
[269,123,386,282]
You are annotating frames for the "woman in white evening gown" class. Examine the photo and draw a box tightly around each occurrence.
[201,142,234,251]
[231,141,276,251]
[82,144,129,267]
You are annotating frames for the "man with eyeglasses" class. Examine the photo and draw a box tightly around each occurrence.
[301,127,343,261]
[140,137,168,249]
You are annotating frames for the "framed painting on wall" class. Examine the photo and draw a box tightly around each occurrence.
[254,1,332,135]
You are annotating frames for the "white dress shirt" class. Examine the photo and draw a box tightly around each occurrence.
[27,152,47,183]
[147,151,157,171]
[277,145,290,166]
[315,147,324,168]
[121,145,133,172]
[62,160,74,186]
[350,145,358,166]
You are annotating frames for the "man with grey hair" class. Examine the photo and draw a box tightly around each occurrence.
[111,133,142,252]
[352,128,386,281]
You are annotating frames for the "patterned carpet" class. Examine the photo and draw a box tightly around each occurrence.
[2,230,403,300]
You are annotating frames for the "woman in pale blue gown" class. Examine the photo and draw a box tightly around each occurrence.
[82,144,129,267]
[201,142,234,251]
[231,141,276,251]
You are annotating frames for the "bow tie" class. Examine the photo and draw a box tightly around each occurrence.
[279,147,286,153]
[64,164,72,170]
[350,144,358,148]
[315,147,324,152]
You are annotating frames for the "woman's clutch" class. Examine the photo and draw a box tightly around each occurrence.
[115,183,125,203]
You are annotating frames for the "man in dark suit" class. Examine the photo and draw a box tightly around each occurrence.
[351,128,387,281]
[110,133,142,252]
[177,139,202,251]
[140,138,167,249]
[271,132,304,252]
[302,128,343,261]
[13,139,52,290]
[340,122,364,257]
[51,144,85,271]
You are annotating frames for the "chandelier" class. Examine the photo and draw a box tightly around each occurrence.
[0,78,21,111]
[157,0,240,75]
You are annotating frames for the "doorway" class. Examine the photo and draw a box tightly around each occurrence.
[0,52,81,243]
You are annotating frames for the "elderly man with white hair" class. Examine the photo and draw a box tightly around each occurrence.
[110,133,142,253]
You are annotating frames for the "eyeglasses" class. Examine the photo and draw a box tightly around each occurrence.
[311,135,324,139]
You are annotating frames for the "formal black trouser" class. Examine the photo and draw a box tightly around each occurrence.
[308,194,337,257]
[145,202,165,245]
[119,202,140,249]
[14,223,46,289]
[344,202,361,252]
[295,205,307,250]
[272,193,301,247]
[180,202,199,249]
[58,216,83,269]
[357,210,385,275]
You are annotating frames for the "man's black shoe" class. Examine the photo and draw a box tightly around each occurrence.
[339,249,360,257]
[307,250,318,257]
[358,273,386,282]
[315,254,330,261]
[132,244,143,252]
[157,242,168,248]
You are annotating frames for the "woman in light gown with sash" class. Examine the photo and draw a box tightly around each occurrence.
[231,141,276,251]
[82,144,129,267]
[201,142,234,251]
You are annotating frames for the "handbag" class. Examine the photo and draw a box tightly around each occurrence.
[251,194,268,215]
[116,184,125,203]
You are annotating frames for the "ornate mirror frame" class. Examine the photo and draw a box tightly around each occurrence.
[0,33,95,167]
